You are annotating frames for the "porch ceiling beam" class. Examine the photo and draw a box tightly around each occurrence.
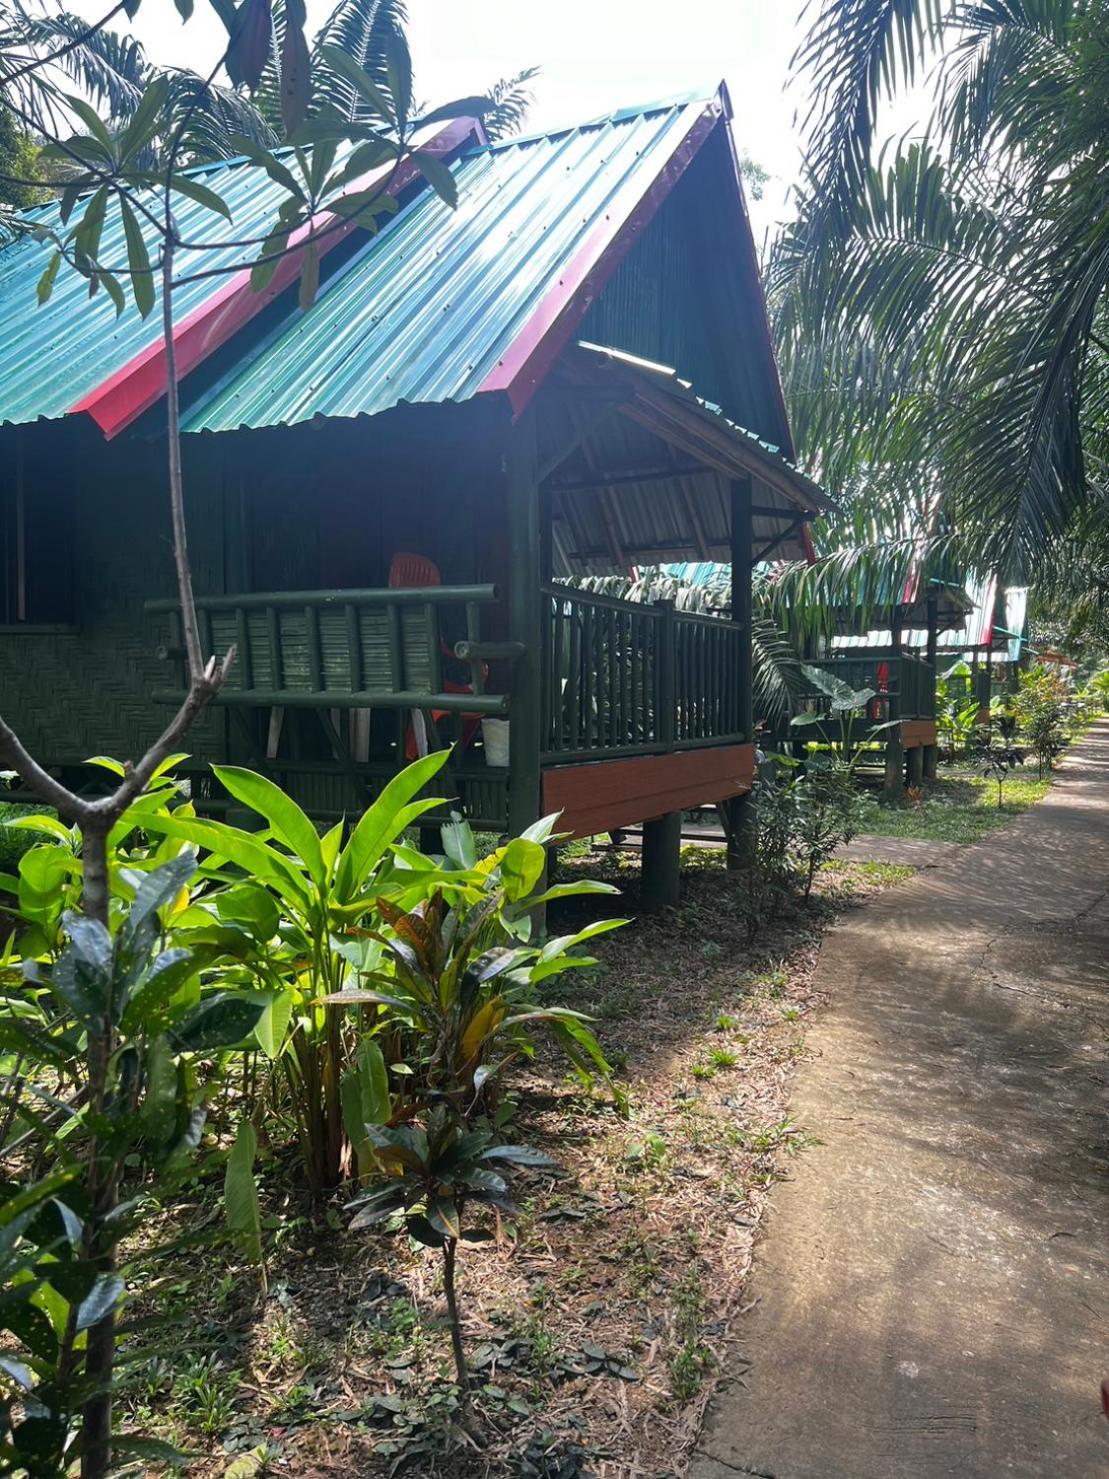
[755,515,806,563]
[666,443,711,560]
[550,461,709,493]
[567,403,628,571]
[617,388,829,514]
[567,537,720,561]
[536,397,626,485]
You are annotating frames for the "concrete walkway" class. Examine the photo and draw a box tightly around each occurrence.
[835,835,965,870]
[693,722,1109,1479]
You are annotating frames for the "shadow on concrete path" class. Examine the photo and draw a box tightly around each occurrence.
[692,722,1109,1479]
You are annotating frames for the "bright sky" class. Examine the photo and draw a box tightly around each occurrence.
[89,0,813,244]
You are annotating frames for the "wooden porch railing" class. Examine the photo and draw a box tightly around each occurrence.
[540,584,746,762]
[145,585,507,712]
[806,653,936,722]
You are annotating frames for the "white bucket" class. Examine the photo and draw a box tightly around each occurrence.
[482,717,511,767]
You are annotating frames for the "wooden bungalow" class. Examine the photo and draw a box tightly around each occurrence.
[0,86,828,904]
[930,577,1030,713]
[803,578,973,793]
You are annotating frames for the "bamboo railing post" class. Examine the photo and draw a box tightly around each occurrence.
[655,599,676,748]
[885,607,905,797]
[725,477,755,871]
[924,586,939,780]
[506,410,542,842]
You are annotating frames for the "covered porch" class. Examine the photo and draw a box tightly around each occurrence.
[145,344,827,866]
[800,579,973,794]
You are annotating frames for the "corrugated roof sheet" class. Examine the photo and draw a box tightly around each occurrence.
[831,575,1018,653]
[180,100,711,432]
[0,153,302,427]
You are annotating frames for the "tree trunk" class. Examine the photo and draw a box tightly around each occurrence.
[79,820,118,1479]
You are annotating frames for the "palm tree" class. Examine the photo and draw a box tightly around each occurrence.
[250,0,535,140]
[773,0,1109,588]
[0,2,275,167]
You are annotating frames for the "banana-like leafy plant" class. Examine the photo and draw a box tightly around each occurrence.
[328,813,625,1119]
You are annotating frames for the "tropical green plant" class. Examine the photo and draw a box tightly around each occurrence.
[330,815,624,1120]
[790,661,888,767]
[138,759,623,1193]
[790,756,868,899]
[347,1105,554,1403]
[136,751,452,1196]
[0,0,275,161]
[936,666,982,762]
[1013,666,1066,776]
[0,856,268,1477]
[977,739,1027,809]
[1088,670,1109,713]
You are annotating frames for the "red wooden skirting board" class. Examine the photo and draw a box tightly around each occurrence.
[542,743,756,839]
[901,720,938,750]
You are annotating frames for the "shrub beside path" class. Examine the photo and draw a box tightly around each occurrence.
[692,721,1109,1479]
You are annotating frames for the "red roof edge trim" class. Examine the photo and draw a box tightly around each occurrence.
[478,94,725,416]
[71,118,478,440]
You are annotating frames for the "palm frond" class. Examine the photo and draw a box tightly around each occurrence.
[479,67,538,142]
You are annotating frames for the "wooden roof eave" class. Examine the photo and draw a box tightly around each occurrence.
[614,388,828,519]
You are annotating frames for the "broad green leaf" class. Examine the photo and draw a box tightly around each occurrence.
[211,765,324,885]
[36,252,61,306]
[171,992,266,1053]
[280,0,310,136]
[426,1193,460,1240]
[139,813,310,906]
[19,844,71,925]
[224,1120,263,1265]
[119,76,170,166]
[499,838,545,902]
[223,0,273,91]
[164,174,232,219]
[121,853,198,958]
[75,1272,124,1332]
[414,151,458,209]
[119,198,155,319]
[335,751,450,901]
[254,990,293,1059]
[356,1038,390,1123]
[140,1034,177,1144]
[63,96,114,156]
[5,815,71,844]
[298,239,320,311]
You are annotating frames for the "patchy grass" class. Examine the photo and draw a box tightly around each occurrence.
[122,855,912,1479]
[857,770,1052,844]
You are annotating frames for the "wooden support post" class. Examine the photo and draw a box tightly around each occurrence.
[724,478,756,869]
[641,810,682,911]
[906,744,924,787]
[884,607,904,798]
[506,408,543,841]
[924,586,939,780]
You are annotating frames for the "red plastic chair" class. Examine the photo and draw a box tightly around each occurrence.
[388,553,484,759]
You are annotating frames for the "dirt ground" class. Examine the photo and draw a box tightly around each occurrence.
[124,851,912,1479]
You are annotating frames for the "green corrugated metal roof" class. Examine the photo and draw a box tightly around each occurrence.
[180,100,710,432]
[0,154,301,426]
